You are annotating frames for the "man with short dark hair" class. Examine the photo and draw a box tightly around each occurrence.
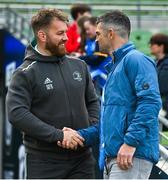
[6,8,99,179]
[61,10,162,179]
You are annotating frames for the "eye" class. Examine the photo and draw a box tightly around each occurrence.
[57,31,64,35]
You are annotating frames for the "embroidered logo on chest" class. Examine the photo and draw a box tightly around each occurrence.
[73,71,82,82]
[44,78,53,90]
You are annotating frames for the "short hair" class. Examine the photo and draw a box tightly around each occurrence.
[31,8,68,36]
[149,33,168,54]
[97,10,131,39]
[70,4,92,20]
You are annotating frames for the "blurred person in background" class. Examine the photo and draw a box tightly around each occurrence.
[149,33,168,119]
[65,3,92,56]
[59,10,162,179]
[79,16,112,96]
[80,16,110,64]
[6,8,100,179]
[76,15,90,54]
[83,16,98,56]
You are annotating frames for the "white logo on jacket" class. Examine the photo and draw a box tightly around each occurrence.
[44,78,53,90]
[73,71,82,82]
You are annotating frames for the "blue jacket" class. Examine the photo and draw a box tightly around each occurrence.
[79,41,162,164]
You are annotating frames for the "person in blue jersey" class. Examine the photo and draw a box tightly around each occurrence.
[58,10,162,179]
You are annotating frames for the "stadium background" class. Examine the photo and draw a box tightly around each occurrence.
[0,0,168,179]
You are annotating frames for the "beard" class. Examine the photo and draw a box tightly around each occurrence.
[98,45,109,54]
[45,37,66,57]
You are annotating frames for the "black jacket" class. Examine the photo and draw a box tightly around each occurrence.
[157,55,168,112]
[6,44,99,158]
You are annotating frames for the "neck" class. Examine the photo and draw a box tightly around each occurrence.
[156,53,165,61]
[36,43,52,56]
[109,38,128,56]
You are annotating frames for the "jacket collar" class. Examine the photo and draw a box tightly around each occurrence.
[105,41,135,74]
[24,44,66,63]
[113,41,135,63]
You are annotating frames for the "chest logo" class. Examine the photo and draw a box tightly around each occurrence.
[44,78,53,90]
[73,71,82,82]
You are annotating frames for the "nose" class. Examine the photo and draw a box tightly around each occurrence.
[63,33,68,41]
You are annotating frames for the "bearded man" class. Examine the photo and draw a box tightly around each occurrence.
[6,8,99,179]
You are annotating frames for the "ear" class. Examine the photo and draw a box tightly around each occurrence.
[37,30,47,42]
[108,28,114,40]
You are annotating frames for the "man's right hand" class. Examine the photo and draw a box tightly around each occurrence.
[57,127,85,150]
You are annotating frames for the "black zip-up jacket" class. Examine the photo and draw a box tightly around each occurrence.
[157,55,168,113]
[6,44,99,159]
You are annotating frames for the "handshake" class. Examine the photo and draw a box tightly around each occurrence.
[57,127,85,150]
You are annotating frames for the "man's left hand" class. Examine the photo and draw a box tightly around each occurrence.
[117,143,136,170]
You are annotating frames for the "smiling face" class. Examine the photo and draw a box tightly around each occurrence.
[44,18,68,56]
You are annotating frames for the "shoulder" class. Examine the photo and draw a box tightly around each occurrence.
[161,56,168,65]
[158,57,168,71]
[123,50,156,77]
[21,61,37,72]
[66,55,86,66]
[125,49,155,68]
[13,60,37,80]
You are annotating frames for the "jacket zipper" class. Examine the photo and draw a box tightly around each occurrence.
[57,61,74,127]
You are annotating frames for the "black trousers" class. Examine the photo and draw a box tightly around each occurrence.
[25,152,95,179]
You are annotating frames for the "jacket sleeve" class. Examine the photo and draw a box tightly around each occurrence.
[78,123,99,146]
[84,63,100,124]
[123,53,162,147]
[6,69,63,143]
